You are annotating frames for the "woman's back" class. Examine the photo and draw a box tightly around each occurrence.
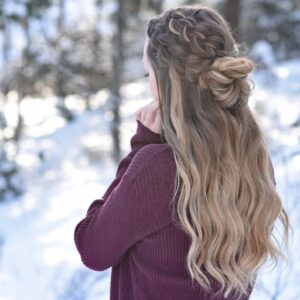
[75,120,254,299]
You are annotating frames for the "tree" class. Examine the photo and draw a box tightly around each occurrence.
[224,0,241,42]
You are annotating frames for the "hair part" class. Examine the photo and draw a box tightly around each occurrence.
[146,4,292,299]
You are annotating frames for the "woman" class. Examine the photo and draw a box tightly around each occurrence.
[74,4,291,300]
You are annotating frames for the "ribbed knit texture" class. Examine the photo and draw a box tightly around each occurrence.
[74,119,254,300]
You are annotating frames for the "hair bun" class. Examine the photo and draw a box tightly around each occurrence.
[211,56,255,80]
[199,56,255,110]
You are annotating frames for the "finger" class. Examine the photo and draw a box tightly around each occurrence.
[145,101,160,124]
[135,106,143,119]
[152,111,162,134]
[148,100,160,112]
[144,106,156,125]
[140,109,146,123]
[135,110,141,120]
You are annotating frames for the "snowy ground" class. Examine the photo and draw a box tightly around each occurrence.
[0,59,299,300]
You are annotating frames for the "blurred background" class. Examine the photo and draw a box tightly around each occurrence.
[0,0,299,299]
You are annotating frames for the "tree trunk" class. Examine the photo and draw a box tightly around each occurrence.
[55,0,74,122]
[224,0,241,42]
[109,0,126,162]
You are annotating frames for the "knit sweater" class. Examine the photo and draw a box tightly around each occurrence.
[74,119,254,300]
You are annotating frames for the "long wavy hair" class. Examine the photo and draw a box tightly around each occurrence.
[145,4,292,299]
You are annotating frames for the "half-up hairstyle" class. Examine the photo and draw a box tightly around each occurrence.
[145,4,292,299]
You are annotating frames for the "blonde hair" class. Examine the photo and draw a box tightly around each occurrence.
[146,4,292,299]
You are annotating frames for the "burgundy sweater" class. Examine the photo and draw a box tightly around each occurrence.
[74,119,254,300]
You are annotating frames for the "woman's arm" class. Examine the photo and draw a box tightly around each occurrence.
[74,145,174,271]
[85,119,165,217]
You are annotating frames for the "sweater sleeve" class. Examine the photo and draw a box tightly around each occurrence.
[84,119,165,217]
[74,146,175,272]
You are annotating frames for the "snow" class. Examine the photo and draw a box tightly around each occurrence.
[0,58,300,299]
[250,40,276,67]
[3,1,26,18]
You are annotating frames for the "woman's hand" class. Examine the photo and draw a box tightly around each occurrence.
[134,100,162,135]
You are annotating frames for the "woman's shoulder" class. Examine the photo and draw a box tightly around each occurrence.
[125,143,176,181]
